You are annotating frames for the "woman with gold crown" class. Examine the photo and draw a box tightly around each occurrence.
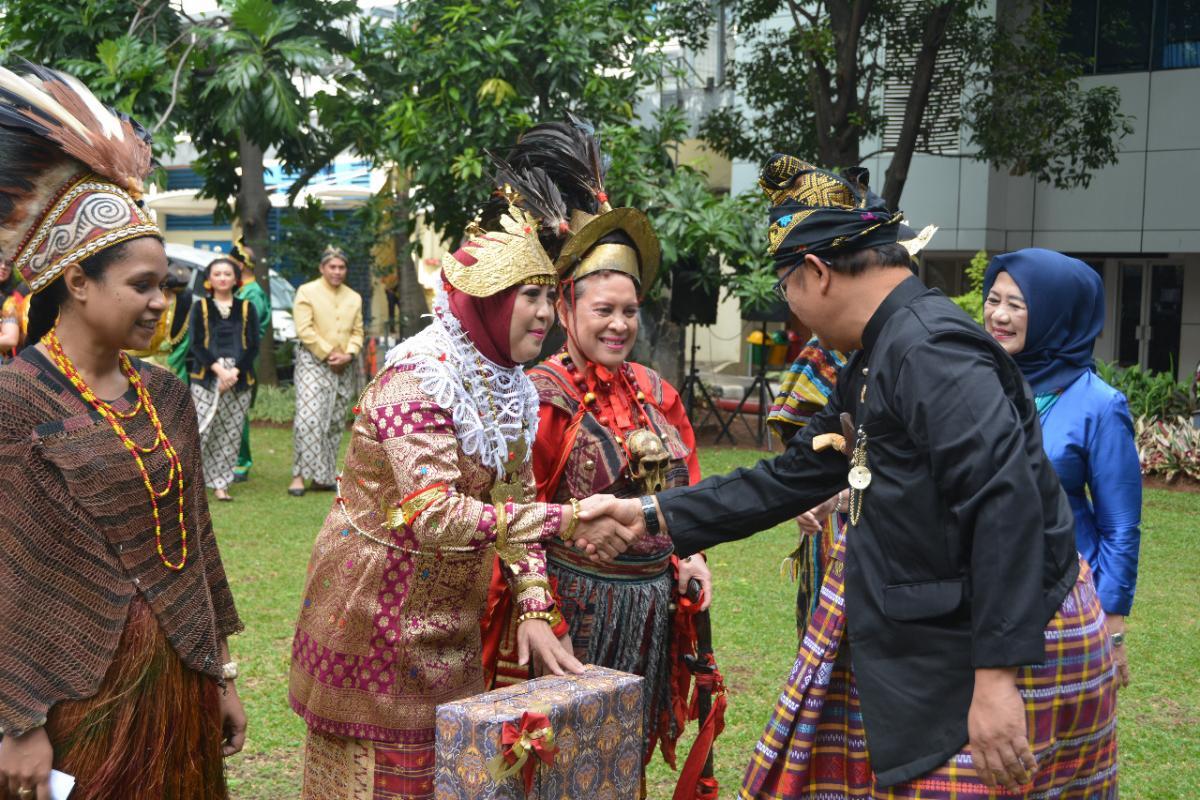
[0,65,244,799]
[287,165,639,800]
[479,120,714,789]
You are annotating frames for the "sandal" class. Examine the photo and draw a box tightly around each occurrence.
[288,487,306,497]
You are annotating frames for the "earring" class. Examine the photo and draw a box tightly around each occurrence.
[204,279,212,291]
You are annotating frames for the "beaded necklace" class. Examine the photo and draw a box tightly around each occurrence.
[559,351,654,436]
[43,327,188,570]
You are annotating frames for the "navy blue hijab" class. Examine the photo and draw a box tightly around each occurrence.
[983,248,1104,395]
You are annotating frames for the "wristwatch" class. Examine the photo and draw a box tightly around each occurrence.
[640,495,660,536]
[1110,632,1125,648]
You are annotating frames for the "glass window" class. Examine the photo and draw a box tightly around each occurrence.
[1096,0,1153,72]
[1155,0,1200,68]
[1063,0,1099,68]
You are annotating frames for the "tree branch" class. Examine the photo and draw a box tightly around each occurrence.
[783,0,818,28]
[881,1,959,208]
[152,35,197,135]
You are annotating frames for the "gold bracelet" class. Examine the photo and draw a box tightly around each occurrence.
[561,498,581,541]
[517,609,563,627]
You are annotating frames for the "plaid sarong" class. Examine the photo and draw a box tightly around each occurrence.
[743,537,1118,799]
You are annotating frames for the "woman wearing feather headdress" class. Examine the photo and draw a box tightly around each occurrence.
[287,166,639,799]
[0,65,245,799]
[478,120,716,792]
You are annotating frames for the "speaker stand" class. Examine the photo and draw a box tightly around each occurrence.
[679,323,727,434]
[714,321,776,449]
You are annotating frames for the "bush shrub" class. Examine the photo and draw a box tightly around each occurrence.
[1095,361,1198,421]
[249,384,297,424]
[1136,416,1200,482]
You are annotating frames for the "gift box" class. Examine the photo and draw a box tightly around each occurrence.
[434,666,644,799]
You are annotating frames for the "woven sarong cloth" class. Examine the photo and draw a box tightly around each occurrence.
[742,533,1118,800]
[293,346,356,485]
[191,382,252,490]
[302,729,434,799]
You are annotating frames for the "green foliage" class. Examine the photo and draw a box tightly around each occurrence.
[699,0,1131,205]
[1096,361,1200,421]
[950,249,989,324]
[247,383,297,424]
[1136,416,1200,483]
[185,0,359,218]
[327,0,713,242]
[272,196,389,285]
[0,0,186,153]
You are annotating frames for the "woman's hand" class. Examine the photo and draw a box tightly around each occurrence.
[0,726,52,800]
[219,682,248,757]
[517,619,584,677]
[1105,614,1130,688]
[213,363,236,393]
[677,555,713,611]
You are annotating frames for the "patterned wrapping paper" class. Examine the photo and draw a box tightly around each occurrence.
[434,666,643,799]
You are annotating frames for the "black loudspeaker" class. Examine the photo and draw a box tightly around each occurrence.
[669,258,719,326]
[741,298,790,323]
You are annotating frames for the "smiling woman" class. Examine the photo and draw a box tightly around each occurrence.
[0,64,244,800]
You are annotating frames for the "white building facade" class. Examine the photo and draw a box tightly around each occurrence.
[689,0,1200,381]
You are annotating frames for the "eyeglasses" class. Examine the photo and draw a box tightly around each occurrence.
[772,257,829,303]
[772,262,801,303]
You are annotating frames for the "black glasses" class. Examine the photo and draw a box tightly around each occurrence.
[773,256,831,303]
[772,262,801,303]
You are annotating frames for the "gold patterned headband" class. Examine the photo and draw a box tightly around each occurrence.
[16,172,159,294]
[441,205,557,297]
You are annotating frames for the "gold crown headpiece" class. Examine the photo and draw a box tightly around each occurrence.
[441,204,557,297]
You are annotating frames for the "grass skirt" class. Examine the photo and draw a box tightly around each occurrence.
[45,597,227,800]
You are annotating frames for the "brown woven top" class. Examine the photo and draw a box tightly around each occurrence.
[0,348,242,737]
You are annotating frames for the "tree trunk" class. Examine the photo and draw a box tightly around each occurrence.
[881,2,958,209]
[236,133,278,385]
[391,169,428,339]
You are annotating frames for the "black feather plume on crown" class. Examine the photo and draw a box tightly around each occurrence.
[486,150,571,240]
[504,115,605,214]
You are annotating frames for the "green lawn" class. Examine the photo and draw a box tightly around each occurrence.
[219,426,1199,798]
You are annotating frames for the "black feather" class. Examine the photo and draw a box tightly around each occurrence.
[487,149,569,239]
[505,117,605,214]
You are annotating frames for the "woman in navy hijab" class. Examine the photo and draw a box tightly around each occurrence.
[983,248,1141,687]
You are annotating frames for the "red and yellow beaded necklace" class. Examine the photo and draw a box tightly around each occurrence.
[42,326,188,570]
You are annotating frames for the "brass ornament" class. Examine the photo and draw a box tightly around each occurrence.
[441,205,557,298]
[626,428,670,494]
[554,207,661,296]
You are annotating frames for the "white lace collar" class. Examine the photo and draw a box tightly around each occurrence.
[382,285,539,479]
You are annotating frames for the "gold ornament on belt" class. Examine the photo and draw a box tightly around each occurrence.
[626,428,670,494]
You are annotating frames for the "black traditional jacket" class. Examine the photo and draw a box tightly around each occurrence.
[658,276,1079,786]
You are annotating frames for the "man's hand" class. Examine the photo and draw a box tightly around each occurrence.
[0,726,52,800]
[517,619,585,676]
[327,349,352,374]
[219,681,248,757]
[677,555,712,611]
[968,668,1036,792]
[796,491,844,537]
[1105,614,1130,688]
[573,495,643,562]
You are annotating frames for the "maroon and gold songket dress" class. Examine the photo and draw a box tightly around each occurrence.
[290,219,567,799]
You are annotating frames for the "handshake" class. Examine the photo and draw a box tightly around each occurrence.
[567,494,654,562]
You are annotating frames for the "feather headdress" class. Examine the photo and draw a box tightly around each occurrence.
[0,63,157,293]
[487,151,571,240]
